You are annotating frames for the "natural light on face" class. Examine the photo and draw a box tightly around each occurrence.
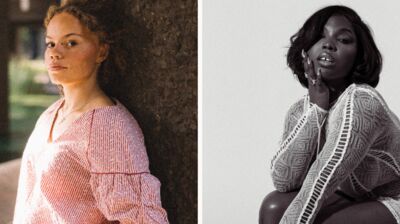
[44,12,104,86]
[308,15,357,84]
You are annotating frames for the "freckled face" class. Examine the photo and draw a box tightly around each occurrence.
[308,15,358,85]
[44,12,107,85]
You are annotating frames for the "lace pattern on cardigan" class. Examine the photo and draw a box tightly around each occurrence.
[297,91,354,224]
[271,112,309,170]
[349,173,370,193]
[368,150,400,176]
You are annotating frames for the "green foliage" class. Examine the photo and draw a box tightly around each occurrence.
[0,59,59,162]
[0,94,59,162]
[9,59,49,94]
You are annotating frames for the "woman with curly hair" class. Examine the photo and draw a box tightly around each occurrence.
[259,5,400,224]
[13,1,169,223]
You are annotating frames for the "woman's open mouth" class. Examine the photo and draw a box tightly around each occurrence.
[317,53,335,68]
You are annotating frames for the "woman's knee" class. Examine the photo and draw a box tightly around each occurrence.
[319,201,397,224]
[259,190,298,224]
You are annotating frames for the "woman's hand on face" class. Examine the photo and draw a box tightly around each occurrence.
[302,49,330,110]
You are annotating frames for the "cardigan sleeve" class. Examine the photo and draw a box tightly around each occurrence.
[271,96,328,192]
[89,173,169,224]
[88,111,169,224]
[279,88,386,224]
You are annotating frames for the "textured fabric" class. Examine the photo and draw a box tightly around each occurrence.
[13,98,169,224]
[271,83,400,224]
[379,195,400,224]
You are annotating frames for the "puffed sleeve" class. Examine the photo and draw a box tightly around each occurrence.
[279,88,387,224]
[88,109,169,223]
[90,173,168,223]
[271,96,328,192]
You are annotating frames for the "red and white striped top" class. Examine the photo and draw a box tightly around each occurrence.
[13,98,169,223]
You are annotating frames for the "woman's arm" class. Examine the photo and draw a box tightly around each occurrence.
[88,112,169,223]
[90,172,169,224]
[279,88,386,224]
[271,97,328,192]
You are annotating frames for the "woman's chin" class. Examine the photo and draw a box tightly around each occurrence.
[48,77,64,86]
[319,71,346,83]
[48,73,67,85]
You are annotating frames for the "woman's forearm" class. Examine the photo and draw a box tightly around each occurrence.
[271,100,328,192]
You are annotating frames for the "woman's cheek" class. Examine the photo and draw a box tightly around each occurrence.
[308,44,321,60]
[74,47,98,64]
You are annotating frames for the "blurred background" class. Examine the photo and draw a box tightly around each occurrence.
[0,1,60,223]
[0,0,61,163]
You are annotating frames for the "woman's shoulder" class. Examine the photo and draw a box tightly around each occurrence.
[288,95,308,113]
[351,83,378,94]
[35,98,64,123]
[43,97,64,115]
[334,83,390,115]
[346,83,386,104]
[330,83,382,104]
[90,99,144,139]
[87,100,148,173]
[340,83,379,96]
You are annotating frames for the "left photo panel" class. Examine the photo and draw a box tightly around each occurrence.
[0,0,197,223]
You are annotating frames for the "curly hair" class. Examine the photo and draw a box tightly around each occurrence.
[287,5,382,88]
[44,0,145,97]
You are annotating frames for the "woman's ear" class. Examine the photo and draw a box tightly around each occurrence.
[96,43,110,64]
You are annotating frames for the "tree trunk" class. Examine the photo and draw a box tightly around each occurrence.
[111,1,198,223]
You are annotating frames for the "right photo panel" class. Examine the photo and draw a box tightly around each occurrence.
[203,1,400,223]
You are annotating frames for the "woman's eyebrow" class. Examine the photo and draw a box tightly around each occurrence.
[324,27,355,35]
[45,33,84,39]
[337,28,354,35]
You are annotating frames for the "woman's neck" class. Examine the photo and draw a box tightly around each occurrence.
[327,80,352,104]
[61,80,107,113]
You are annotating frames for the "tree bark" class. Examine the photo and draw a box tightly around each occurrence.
[111,1,198,223]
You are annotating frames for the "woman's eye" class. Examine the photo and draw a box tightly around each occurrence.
[45,42,55,48]
[338,38,352,44]
[65,40,77,47]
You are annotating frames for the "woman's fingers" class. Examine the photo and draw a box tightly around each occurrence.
[306,60,317,86]
[301,49,306,59]
[316,68,329,89]
[309,59,317,80]
[316,68,322,86]
[302,50,330,110]
[302,49,317,86]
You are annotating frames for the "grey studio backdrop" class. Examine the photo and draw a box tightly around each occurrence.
[203,0,400,223]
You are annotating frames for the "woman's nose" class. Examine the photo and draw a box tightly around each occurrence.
[322,40,336,51]
[48,46,63,60]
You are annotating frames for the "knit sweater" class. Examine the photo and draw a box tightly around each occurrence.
[271,83,400,224]
[13,98,169,223]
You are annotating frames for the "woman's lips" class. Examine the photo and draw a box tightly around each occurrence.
[317,59,335,68]
[317,52,336,68]
[49,65,67,71]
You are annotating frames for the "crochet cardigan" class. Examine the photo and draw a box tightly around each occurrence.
[271,83,400,224]
[13,99,169,223]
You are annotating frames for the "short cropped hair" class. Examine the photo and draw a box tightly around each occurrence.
[287,5,382,88]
